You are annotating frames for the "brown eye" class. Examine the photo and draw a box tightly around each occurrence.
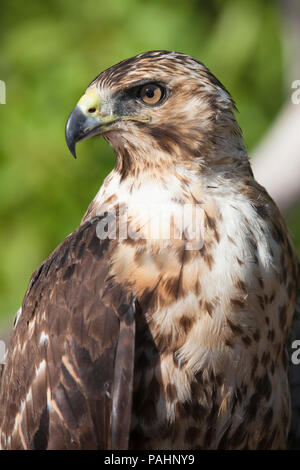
[140,84,163,105]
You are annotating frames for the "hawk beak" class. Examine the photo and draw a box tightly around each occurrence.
[65,88,151,158]
[65,88,116,159]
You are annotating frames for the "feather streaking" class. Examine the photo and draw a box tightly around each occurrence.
[0,50,299,450]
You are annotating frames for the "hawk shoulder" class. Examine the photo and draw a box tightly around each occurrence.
[0,216,136,450]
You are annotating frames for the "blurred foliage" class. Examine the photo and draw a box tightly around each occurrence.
[0,0,298,329]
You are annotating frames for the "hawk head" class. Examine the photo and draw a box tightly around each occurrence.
[65,50,248,177]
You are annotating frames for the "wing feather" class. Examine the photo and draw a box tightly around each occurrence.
[111,298,136,450]
[0,216,136,450]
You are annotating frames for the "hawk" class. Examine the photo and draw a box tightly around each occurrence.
[0,50,300,450]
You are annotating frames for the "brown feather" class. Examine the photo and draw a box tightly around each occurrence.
[0,217,136,449]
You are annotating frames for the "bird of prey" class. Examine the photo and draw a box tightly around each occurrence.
[0,50,300,450]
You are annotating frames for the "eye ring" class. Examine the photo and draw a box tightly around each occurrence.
[140,84,164,106]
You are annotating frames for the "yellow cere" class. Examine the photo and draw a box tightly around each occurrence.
[77,88,101,115]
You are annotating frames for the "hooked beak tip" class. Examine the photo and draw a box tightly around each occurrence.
[65,127,77,159]
[65,105,102,159]
[65,108,80,159]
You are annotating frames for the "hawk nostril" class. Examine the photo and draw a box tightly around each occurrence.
[88,107,96,114]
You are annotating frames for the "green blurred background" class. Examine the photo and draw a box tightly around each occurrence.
[0,0,299,332]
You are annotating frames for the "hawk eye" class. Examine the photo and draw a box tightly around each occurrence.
[140,84,163,105]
